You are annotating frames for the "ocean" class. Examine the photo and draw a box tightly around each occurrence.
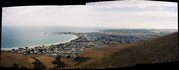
[1,26,99,50]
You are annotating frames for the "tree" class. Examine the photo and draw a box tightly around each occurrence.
[25,47,28,51]
[74,56,91,63]
[52,57,66,69]
[12,48,15,52]
[11,64,19,68]
[32,57,47,70]
[31,49,34,53]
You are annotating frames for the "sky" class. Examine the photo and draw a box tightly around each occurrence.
[2,1,178,29]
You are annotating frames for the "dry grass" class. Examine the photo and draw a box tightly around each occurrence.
[27,54,41,67]
[74,32,178,68]
[80,43,133,58]
[129,32,179,64]
[0,52,33,69]
[35,55,57,69]
[60,58,77,69]
[1,32,178,69]
[72,43,136,68]
[27,57,36,68]
[0,53,57,69]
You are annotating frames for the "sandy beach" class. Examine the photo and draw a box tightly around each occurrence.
[1,34,79,51]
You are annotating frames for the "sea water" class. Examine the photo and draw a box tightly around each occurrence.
[1,26,98,50]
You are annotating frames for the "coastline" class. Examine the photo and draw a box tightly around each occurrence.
[1,34,79,51]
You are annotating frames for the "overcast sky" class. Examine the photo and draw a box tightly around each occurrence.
[2,1,178,29]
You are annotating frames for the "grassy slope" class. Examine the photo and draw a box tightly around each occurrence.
[35,56,57,69]
[0,53,57,69]
[1,32,178,69]
[76,32,178,68]
[0,52,33,69]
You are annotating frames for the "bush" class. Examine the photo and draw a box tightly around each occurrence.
[52,57,66,68]
[74,56,91,63]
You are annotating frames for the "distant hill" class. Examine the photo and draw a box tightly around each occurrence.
[76,32,178,68]
[100,29,178,34]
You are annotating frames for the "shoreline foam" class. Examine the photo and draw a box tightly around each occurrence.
[1,34,79,51]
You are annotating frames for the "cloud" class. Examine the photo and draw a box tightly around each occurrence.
[84,1,178,29]
[2,1,178,29]
[2,5,90,26]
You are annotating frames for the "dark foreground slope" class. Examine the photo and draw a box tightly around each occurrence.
[78,32,178,68]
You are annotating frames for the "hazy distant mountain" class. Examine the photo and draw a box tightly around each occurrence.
[100,29,177,33]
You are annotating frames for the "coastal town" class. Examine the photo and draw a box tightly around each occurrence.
[2,31,170,58]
